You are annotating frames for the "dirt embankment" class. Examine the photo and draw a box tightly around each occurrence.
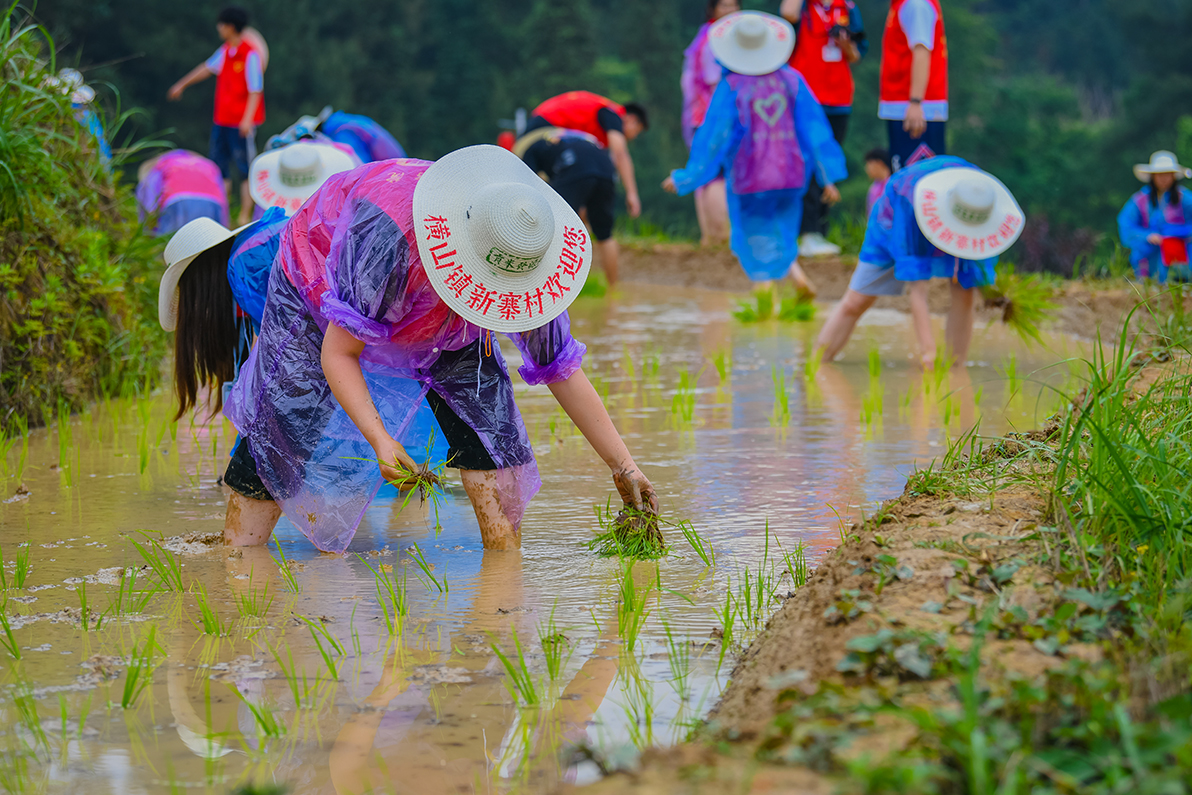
[619,242,1164,343]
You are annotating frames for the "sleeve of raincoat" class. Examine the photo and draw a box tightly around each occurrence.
[1117,191,1153,255]
[320,198,412,345]
[505,311,587,386]
[227,205,287,330]
[794,75,848,187]
[671,81,743,195]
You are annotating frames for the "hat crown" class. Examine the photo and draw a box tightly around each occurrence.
[734,16,769,50]
[1151,151,1178,169]
[279,145,322,188]
[467,183,555,276]
[949,179,995,226]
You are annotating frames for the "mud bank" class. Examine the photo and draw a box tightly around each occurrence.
[570,356,1192,794]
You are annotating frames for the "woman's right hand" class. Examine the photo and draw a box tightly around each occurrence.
[1148,233,1163,245]
[372,435,419,486]
[614,465,659,513]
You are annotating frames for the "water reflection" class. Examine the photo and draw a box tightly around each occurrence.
[0,286,1085,792]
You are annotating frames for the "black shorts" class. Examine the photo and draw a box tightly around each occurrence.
[552,175,616,242]
[224,437,273,501]
[425,341,504,471]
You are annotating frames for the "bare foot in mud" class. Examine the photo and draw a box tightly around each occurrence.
[791,261,818,300]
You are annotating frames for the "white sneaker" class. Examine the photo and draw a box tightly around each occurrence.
[799,232,841,257]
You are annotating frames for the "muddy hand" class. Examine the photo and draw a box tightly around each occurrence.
[373,436,419,485]
[614,466,658,513]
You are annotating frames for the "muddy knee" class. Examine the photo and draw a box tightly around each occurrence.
[460,469,521,550]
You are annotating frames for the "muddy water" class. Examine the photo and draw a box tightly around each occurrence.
[0,287,1085,793]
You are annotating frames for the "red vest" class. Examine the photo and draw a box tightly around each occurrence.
[879,0,948,106]
[532,92,625,147]
[213,41,266,127]
[789,0,856,108]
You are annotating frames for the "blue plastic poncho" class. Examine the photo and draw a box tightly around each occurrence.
[322,111,406,163]
[859,155,999,287]
[224,159,586,553]
[228,205,288,333]
[670,66,848,281]
[1117,186,1192,283]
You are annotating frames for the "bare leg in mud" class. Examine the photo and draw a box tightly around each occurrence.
[460,469,520,550]
[813,288,878,363]
[222,488,281,546]
[945,283,976,367]
[790,259,817,300]
[597,238,619,286]
[907,281,937,367]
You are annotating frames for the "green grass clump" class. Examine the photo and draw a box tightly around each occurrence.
[589,501,667,560]
[0,7,167,420]
[733,288,775,323]
[777,295,816,322]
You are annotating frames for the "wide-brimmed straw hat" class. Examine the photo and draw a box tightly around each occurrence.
[1133,150,1192,182]
[707,11,796,76]
[912,168,1026,259]
[248,141,356,215]
[159,217,250,331]
[413,145,592,333]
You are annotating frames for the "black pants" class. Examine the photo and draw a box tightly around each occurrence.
[800,113,851,237]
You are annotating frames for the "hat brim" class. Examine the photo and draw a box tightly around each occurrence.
[158,217,251,331]
[913,168,1025,260]
[413,145,592,334]
[248,143,357,215]
[1134,164,1191,182]
[707,11,796,76]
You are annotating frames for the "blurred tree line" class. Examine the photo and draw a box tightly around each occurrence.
[35,0,1192,273]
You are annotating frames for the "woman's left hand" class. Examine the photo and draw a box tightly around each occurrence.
[613,466,659,513]
[661,175,678,194]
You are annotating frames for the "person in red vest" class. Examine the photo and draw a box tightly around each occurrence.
[525,92,649,285]
[879,0,948,171]
[782,0,868,257]
[168,7,266,225]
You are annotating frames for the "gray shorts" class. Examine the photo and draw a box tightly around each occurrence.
[848,260,905,297]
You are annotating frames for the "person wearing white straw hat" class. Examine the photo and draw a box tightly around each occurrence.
[221,145,658,553]
[663,10,847,301]
[136,150,230,236]
[248,140,358,216]
[1118,151,1192,284]
[814,155,1026,369]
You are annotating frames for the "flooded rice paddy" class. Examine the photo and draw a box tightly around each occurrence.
[0,287,1087,793]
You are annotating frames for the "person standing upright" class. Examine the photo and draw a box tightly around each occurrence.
[681,0,740,247]
[168,7,266,225]
[879,0,947,171]
[782,0,867,257]
[526,91,649,285]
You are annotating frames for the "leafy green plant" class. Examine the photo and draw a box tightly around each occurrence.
[299,615,345,680]
[271,643,317,710]
[407,542,447,594]
[617,560,655,653]
[671,366,699,423]
[489,627,539,707]
[733,288,775,323]
[192,583,227,636]
[227,684,285,739]
[677,520,715,567]
[771,366,791,426]
[589,500,667,560]
[357,554,409,634]
[0,609,20,659]
[0,542,31,590]
[537,603,572,682]
[777,295,815,322]
[235,569,274,619]
[712,349,731,383]
[982,264,1059,344]
[662,618,692,700]
[271,540,301,594]
[121,625,160,709]
[130,533,184,591]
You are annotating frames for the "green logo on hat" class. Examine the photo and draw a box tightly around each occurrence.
[486,247,539,274]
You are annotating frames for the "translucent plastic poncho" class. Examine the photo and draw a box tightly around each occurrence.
[135,150,229,236]
[1117,185,1192,282]
[680,23,721,148]
[859,156,998,288]
[670,67,848,281]
[224,159,586,553]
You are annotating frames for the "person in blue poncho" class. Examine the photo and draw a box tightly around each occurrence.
[815,155,1026,368]
[662,11,847,299]
[1118,151,1192,284]
[267,107,406,164]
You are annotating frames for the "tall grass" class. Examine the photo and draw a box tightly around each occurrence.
[0,5,168,419]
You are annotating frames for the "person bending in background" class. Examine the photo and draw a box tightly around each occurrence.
[319,108,406,163]
[879,0,947,171]
[168,6,266,225]
[814,156,1025,368]
[1118,151,1192,284]
[526,91,649,285]
[782,0,868,258]
[221,146,657,553]
[517,128,620,287]
[681,0,741,247]
[663,11,846,300]
[136,150,230,236]
[864,148,893,215]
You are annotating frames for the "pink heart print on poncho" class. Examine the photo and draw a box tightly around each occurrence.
[725,70,805,195]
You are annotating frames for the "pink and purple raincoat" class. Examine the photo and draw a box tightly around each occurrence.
[670,67,848,281]
[224,159,586,553]
[681,23,723,148]
[136,150,229,236]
